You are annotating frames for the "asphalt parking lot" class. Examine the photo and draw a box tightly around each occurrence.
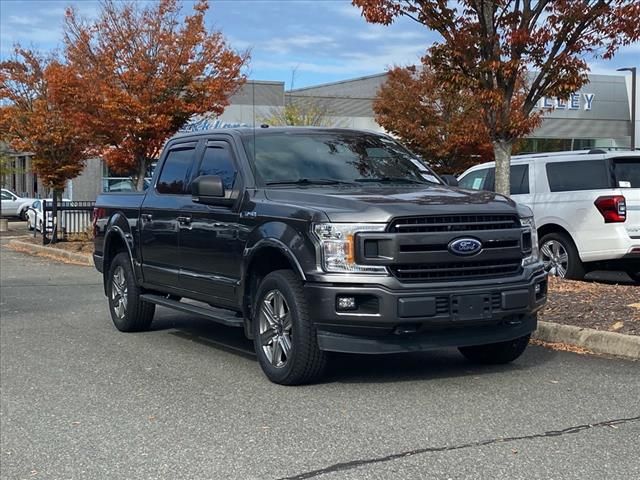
[1,244,639,479]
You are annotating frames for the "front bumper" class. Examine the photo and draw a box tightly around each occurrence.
[304,269,547,354]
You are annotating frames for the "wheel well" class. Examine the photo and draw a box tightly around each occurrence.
[537,223,573,242]
[103,233,129,290]
[243,247,299,333]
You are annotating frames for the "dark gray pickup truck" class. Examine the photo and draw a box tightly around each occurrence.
[93,127,547,385]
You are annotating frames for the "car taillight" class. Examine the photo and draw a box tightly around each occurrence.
[594,195,626,223]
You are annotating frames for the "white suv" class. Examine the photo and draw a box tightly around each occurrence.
[458,150,640,282]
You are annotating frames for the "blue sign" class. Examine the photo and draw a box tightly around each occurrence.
[538,93,595,111]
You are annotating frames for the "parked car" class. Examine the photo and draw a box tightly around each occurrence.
[94,127,547,385]
[458,150,640,281]
[1,188,38,219]
[26,198,71,232]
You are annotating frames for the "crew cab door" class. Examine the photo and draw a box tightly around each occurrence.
[178,140,246,307]
[139,141,199,287]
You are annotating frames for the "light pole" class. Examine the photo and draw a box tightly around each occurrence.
[617,67,637,150]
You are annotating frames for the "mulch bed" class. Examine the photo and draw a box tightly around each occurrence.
[540,277,639,336]
[19,236,94,255]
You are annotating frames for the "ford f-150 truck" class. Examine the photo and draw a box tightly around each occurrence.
[93,128,547,385]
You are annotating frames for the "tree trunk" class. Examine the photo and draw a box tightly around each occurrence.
[50,188,61,244]
[135,157,147,191]
[493,139,513,196]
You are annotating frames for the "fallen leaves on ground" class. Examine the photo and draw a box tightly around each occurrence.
[540,277,639,336]
[530,338,594,355]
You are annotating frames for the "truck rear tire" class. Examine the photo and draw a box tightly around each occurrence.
[539,232,585,280]
[252,270,327,385]
[107,252,155,332]
[458,333,531,364]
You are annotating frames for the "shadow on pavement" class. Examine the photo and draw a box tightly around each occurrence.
[149,310,557,384]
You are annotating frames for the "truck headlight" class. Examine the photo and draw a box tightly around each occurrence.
[312,223,387,274]
[520,216,540,266]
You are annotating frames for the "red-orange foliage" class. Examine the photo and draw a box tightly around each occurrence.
[0,49,93,190]
[353,0,640,194]
[374,66,494,174]
[63,0,248,188]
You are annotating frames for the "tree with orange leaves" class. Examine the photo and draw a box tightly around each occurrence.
[374,66,495,174]
[0,48,94,240]
[353,0,640,195]
[63,0,248,189]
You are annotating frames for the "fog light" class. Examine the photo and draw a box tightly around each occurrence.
[535,284,541,294]
[337,296,357,311]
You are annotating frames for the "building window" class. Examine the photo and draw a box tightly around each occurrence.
[517,138,597,154]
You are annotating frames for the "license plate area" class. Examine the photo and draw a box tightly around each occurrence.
[452,294,492,321]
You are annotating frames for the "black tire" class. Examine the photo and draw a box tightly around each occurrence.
[459,333,531,364]
[107,252,155,332]
[539,231,585,280]
[252,269,327,385]
[19,208,27,221]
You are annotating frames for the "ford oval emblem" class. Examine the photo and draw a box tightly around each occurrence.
[448,238,482,256]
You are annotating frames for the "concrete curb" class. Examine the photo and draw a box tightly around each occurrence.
[6,239,93,266]
[534,320,640,360]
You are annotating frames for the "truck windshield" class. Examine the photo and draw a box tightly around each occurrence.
[242,132,441,186]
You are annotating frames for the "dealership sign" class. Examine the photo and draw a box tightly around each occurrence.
[181,116,249,132]
[537,93,595,111]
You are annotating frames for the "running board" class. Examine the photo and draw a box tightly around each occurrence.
[140,294,244,328]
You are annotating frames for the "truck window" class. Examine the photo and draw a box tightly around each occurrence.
[458,168,491,190]
[612,158,640,188]
[546,160,610,192]
[197,145,237,192]
[156,147,195,194]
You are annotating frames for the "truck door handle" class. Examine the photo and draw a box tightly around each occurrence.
[177,216,192,226]
[141,213,153,222]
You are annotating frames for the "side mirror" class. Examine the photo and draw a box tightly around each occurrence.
[441,174,459,187]
[191,175,233,206]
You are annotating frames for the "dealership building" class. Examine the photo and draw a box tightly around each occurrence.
[2,71,638,201]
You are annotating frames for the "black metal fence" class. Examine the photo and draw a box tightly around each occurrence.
[41,200,95,243]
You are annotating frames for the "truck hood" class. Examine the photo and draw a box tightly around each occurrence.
[264,185,522,223]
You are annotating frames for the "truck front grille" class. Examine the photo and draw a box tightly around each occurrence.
[383,214,524,283]
[390,259,522,282]
[389,214,520,233]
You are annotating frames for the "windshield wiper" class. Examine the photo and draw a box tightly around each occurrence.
[354,177,428,184]
[266,178,355,186]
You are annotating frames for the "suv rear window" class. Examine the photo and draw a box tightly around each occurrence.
[546,160,611,192]
[613,158,640,188]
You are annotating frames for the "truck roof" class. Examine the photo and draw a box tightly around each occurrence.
[170,126,389,141]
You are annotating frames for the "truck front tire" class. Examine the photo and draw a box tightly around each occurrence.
[252,270,327,385]
[458,333,531,364]
[107,252,155,332]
